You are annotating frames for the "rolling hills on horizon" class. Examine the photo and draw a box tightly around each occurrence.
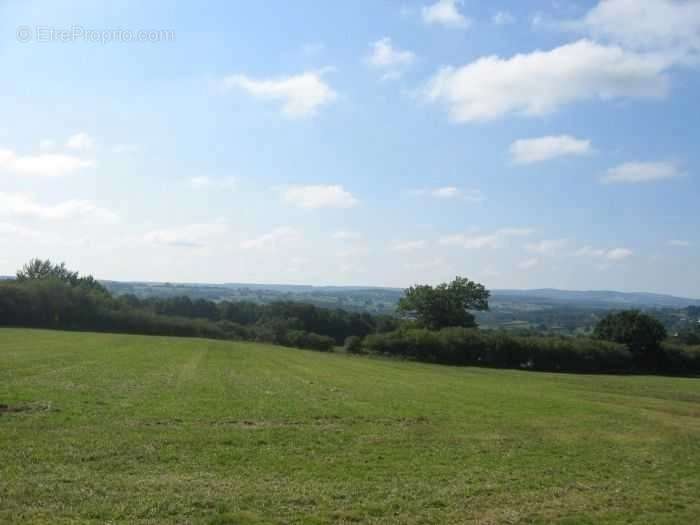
[4,275,699,310]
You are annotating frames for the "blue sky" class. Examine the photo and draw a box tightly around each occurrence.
[0,0,698,296]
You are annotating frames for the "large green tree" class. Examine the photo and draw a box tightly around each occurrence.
[397,276,489,330]
[16,258,107,293]
[594,310,667,369]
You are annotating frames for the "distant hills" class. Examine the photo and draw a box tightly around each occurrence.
[4,276,699,311]
[491,289,700,309]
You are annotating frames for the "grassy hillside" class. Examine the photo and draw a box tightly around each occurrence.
[1,329,699,524]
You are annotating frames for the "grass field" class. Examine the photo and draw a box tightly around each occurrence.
[1,329,699,524]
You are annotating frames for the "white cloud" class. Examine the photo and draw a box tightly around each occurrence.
[602,161,684,183]
[0,148,94,177]
[391,240,427,252]
[422,0,471,29]
[0,192,118,223]
[240,226,301,250]
[575,245,633,261]
[367,37,415,79]
[669,239,691,247]
[425,39,669,122]
[526,239,568,256]
[281,185,357,209]
[412,187,485,202]
[65,132,94,152]
[606,248,634,261]
[518,257,539,270]
[332,231,362,241]
[189,176,238,190]
[492,11,516,25]
[574,0,700,62]
[144,222,227,248]
[223,71,337,118]
[510,135,592,164]
[439,228,533,249]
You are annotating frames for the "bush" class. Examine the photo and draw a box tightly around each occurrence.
[285,330,335,352]
[662,343,700,374]
[594,310,667,370]
[362,328,635,373]
[344,335,364,354]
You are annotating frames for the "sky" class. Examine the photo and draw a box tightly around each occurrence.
[0,0,698,296]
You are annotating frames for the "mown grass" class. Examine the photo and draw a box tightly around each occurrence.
[1,328,699,524]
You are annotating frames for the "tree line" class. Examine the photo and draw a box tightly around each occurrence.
[1,259,698,374]
[0,259,400,352]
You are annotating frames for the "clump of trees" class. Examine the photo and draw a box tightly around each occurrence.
[593,310,668,369]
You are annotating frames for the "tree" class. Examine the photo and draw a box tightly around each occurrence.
[17,259,79,284]
[397,276,490,330]
[16,258,107,294]
[594,310,667,369]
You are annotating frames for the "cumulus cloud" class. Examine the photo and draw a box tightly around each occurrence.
[573,0,700,62]
[0,192,118,223]
[281,185,358,209]
[439,228,533,249]
[223,71,337,118]
[602,161,684,183]
[510,135,592,164]
[65,132,94,152]
[144,222,227,248]
[422,0,471,29]
[0,148,95,177]
[425,39,669,122]
[367,37,415,79]
[240,226,301,250]
[189,176,238,190]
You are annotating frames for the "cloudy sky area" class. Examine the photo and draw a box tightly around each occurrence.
[0,0,698,296]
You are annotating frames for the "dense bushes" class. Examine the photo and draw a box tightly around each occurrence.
[362,328,700,374]
[0,280,335,353]
[344,335,364,354]
[661,343,700,373]
[120,295,382,345]
[364,328,639,373]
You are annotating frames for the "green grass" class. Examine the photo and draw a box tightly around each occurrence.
[1,329,699,524]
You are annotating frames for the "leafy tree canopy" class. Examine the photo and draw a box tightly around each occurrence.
[594,310,667,367]
[397,276,490,330]
[16,258,107,293]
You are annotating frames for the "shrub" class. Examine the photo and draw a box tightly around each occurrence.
[344,336,364,354]
[362,328,634,373]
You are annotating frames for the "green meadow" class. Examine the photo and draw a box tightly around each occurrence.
[1,328,699,524]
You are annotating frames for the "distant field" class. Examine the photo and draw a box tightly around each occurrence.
[1,329,699,524]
